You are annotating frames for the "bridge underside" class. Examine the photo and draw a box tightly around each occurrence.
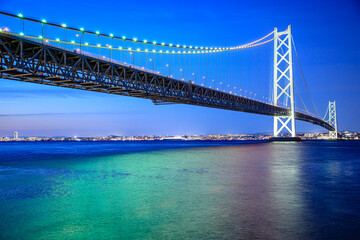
[0,33,334,131]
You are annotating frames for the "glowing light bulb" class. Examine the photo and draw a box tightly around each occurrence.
[61,23,67,28]
[41,19,47,23]
[18,13,24,18]
[96,31,100,35]
[80,28,84,32]
[110,33,114,38]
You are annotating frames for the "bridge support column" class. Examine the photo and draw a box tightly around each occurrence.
[273,25,297,139]
[328,101,338,139]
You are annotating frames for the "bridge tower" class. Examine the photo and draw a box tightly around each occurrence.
[328,101,338,139]
[273,25,296,138]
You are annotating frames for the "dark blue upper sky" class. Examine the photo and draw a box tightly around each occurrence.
[0,0,359,137]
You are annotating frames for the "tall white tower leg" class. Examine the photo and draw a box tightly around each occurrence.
[328,101,338,139]
[273,25,296,138]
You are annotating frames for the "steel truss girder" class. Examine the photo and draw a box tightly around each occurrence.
[0,32,334,131]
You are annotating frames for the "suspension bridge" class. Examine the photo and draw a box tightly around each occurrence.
[0,11,338,139]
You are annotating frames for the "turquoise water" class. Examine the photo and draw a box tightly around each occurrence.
[0,141,360,239]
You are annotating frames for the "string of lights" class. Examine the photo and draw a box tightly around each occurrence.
[0,10,282,52]
[0,29,284,55]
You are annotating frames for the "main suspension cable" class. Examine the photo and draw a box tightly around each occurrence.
[292,36,321,117]
[294,81,311,114]
[322,104,329,120]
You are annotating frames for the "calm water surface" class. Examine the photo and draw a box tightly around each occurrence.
[0,140,359,239]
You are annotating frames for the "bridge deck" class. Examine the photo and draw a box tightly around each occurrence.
[0,32,334,131]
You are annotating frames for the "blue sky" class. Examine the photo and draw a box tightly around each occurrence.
[0,0,359,137]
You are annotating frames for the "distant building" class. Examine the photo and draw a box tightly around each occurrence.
[14,131,18,140]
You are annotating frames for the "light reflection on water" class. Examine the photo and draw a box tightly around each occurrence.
[0,141,359,239]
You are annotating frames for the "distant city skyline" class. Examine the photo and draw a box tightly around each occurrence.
[1,130,359,140]
[0,0,359,136]
[1,130,359,141]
